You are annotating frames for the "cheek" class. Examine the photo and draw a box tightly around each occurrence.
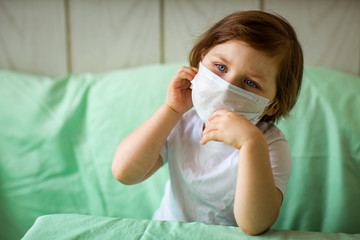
[268,88,277,102]
[264,88,279,116]
[264,61,280,100]
[265,79,278,102]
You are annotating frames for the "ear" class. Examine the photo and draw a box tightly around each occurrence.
[265,100,279,117]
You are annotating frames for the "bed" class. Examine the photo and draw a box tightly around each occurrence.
[1,0,360,239]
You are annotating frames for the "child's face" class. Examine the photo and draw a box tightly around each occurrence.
[201,40,279,116]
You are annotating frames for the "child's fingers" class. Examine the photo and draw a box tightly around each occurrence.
[202,126,214,138]
[200,129,221,145]
[175,66,198,81]
[201,120,221,145]
[171,77,192,90]
[178,66,198,74]
[200,131,213,145]
[177,71,195,82]
[170,72,193,90]
[208,109,230,122]
[166,66,197,114]
[190,67,199,74]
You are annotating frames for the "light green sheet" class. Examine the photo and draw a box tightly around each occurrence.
[0,63,359,239]
[22,214,360,240]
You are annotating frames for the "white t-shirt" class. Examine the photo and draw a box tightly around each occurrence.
[153,110,291,226]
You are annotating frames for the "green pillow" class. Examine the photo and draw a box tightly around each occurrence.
[274,67,360,233]
[0,64,359,239]
[0,64,180,239]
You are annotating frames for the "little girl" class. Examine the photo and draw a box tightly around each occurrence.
[112,11,303,235]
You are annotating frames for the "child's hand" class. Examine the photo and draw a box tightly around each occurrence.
[165,66,198,115]
[200,109,263,149]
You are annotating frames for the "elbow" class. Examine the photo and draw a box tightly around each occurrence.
[111,146,142,185]
[111,160,135,185]
[238,224,269,236]
[234,210,278,236]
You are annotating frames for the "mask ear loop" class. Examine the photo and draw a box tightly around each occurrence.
[267,99,278,111]
[259,98,278,121]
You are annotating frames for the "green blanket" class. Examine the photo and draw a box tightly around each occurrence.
[22,214,360,240]
[0,63,359,239]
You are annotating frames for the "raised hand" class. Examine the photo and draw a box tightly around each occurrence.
[165,66,198,115]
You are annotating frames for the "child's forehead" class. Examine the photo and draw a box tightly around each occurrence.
[208,40,262,56]
[207,40,279,71]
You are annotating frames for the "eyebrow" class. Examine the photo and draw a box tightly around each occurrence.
[212,53,231,65]
[248,71,266,83]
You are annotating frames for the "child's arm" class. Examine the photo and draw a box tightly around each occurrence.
[111,66,197,185]
[200,109,282,235]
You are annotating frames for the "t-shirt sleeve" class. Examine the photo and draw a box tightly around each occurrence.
[160,139,168,165]
[260,123,292,197]
[268,138,292,197]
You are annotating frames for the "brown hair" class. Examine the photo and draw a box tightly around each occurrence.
[189,11,303,123]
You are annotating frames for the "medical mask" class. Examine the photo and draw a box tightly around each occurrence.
[191,62,270,125]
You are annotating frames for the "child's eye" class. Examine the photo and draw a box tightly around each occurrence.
[244,79,257,88]
[216,64,227,72]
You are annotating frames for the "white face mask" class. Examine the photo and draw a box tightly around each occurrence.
[191,62,270,125]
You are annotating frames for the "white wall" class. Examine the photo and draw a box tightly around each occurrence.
[0,0,359,77]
